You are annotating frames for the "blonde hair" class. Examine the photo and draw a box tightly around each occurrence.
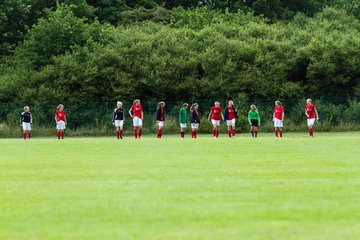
[182,103,189,108]
[307,99,312,104]
[57,104,64,110]
[250,104,257,110]
[190,103,198,111]
[214,101,220,106]
[24,106,29,112]
[228,100,234,106]
[117,101,123,108]
[133,99,140,105]
[275,101,282,107]
[157,101,165,109]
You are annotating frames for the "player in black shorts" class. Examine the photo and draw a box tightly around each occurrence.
[248,105,261,138]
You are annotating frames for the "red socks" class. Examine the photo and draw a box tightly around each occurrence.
[23,132,31,139]
[116,131,120,139]
[181,132,185,138]
[275,130,282,137]
[134,129,142,139]
[157,129,162,138]
[191,130,197,138]
[228,130,231,138]
[58,132,61,139]
[309,128,313,137]
[232,129,236,136]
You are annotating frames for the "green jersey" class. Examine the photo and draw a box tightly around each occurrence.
[179,108,187,124]
[248,110,260,124]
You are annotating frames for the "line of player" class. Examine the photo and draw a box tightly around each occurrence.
[19,99,318,140]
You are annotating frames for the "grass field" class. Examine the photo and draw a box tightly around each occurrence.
[1,133,360,239]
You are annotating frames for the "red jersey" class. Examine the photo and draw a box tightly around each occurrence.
[55,110,66,121]
[211,106,223,120]
[227,106,236,120]
[131,105,143,118]
[273,106,284,120]
[305,104,316,119]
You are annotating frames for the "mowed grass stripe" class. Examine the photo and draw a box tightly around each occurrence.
[0,134,360,239]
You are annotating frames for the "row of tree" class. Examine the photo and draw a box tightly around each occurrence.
[0,2,359,103]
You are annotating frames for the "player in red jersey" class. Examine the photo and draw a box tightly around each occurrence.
[208,101,224,138]
[305,99,319,137]
[129,99,143,139]
[224,100,238,138]
[273,101,284,138]
[156,101,165,139]
[55,104,67,140]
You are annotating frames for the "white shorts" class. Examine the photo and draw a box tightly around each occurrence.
[157,121,164,128]
[114,120,124,128]
[180,123,187,128]
[56,120,66,130]
[22,122,31,131]
[191,123,199,130]
[133,117,142,127]
[211,119,220,126]
[307,118,315,127]
[274,118,283,128]
[226,119,236,127]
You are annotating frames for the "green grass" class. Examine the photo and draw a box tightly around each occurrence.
[1,133,360,239]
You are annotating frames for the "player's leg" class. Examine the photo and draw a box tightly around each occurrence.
[116,126,120,139]
[227,122,231,138]
[254,126,258,138]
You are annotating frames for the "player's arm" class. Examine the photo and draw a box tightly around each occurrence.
[64,113,67,125]
[128,108,133,118]
[282,111,284,122]
[112,110,116,124]
[55,113,58,123]
[30,113,33,124]
[315,108,319,121]
[141,110,143,120]
[156,109,159,122]
[208,111,212,121]
[20,114,23,126]
[221,112,224,121]
[257,112,261,126]
[305,109,309,118]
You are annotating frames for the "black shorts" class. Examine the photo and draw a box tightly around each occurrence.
[250,119,259,127]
